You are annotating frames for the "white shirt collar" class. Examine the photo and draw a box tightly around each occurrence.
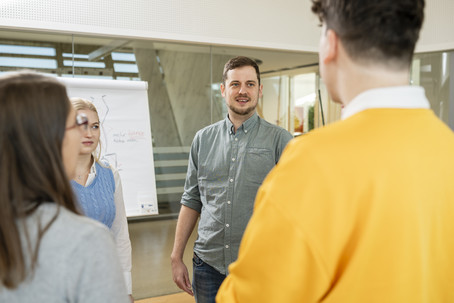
[84,160,97,186]
[341,86,430,120]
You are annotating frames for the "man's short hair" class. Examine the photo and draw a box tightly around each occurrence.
[311,0,425,68]
[222,56,261,85]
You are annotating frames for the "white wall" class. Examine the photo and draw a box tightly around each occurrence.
[417,0,454,52]
[0,0,452,52]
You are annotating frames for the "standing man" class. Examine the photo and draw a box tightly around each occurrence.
[217,1,454,302]
[171,56,293,303]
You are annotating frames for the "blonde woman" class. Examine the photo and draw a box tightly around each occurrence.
[70,98,133,302]
[0,71,128,302]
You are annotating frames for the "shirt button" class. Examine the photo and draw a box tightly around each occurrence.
[226,224,230,227]
[232,158,235,161]
[235,138,238,141]
[225,245,229,249]
[227,201,231,204]
[245,130,248,133]
[230,178,233,182]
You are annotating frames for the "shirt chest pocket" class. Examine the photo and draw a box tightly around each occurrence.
[245,147,275,185]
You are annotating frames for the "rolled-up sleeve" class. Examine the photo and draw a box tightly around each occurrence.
[181,132,202,213]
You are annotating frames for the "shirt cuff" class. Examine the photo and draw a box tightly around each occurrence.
[181,200,202,213]
[124,271,132,294]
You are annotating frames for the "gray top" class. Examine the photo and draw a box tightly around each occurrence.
[181,113,293,274]
[0,203,129,303]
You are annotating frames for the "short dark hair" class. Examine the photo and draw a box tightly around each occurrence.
[311,0,425,68]
[222,56,261,85]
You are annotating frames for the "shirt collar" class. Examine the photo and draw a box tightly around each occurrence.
[341,86,430,120]
[225,112,259,134]
[89,160,97,174]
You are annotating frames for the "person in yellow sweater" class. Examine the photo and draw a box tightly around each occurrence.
[216,0,454,302]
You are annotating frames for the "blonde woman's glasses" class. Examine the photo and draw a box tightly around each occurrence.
[66,113,88,132]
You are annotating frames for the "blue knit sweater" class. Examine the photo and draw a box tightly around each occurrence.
[71,162,116,228]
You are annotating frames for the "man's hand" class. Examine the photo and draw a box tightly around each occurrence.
[171,258,194,296]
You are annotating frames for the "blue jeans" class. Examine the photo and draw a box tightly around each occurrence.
[192,253,226,303]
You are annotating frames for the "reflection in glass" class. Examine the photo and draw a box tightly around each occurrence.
[0,44,55,56]
[0,56,57,69]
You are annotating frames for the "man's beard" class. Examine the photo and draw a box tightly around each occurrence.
[228,103,257,116]
[228,95,258,116]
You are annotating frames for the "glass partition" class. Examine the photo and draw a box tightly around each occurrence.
[7,30,452,217]
[412,51,452,127]
[0,29,320,216]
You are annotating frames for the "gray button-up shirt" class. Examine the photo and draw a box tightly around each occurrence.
[181,113,293,274]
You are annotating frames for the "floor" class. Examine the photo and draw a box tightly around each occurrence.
[129,218,198,299]
[137,292,194,303]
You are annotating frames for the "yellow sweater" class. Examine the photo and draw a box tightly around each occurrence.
[217,108,454,303]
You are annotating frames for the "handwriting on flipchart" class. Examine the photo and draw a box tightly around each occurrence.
[112,130,145,143]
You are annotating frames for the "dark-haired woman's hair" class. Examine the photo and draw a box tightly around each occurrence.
[0,71,80,288]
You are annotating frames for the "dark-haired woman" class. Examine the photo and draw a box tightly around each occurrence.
[0,71,129,303]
